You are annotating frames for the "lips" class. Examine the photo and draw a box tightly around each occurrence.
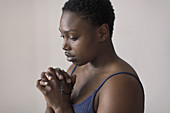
[64,52,76,62]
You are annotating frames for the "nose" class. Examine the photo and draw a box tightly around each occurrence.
[62,38,71,51]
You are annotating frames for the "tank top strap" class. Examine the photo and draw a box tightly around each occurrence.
[70,65,77,77]
[94,72,139,93]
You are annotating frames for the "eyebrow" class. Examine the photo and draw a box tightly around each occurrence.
[59,28,77,33]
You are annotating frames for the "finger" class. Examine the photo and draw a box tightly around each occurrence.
[48,67,56,76]
[49,77,58,87]
[36,79,46,90]
[62,70,72,84]
[36,79,51,95]
[36,79,42,88]
[55,68,63,80]
[45,72,53,81]
[41,72,49,81]
[71,74,77,85]
[46,71,60,87]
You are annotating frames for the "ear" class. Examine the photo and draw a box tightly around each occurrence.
[97,24,110,42]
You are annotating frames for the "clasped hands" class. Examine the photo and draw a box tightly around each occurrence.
[36,67,76,111]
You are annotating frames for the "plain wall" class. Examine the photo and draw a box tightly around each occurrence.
[0,0,169,113]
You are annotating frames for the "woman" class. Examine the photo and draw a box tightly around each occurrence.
[36,0,145,113]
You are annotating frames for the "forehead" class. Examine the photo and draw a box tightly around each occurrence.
[59,11,91,32]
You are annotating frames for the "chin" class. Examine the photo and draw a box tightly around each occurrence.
[72,60,89,66]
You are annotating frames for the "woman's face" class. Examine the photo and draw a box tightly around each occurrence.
[59,11,100,66]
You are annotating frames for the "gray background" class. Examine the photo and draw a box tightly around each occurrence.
[0,0,170,113]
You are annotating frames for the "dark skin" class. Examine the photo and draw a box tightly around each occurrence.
[36,11,144,113]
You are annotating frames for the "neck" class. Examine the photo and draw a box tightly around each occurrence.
[87,39,119,70]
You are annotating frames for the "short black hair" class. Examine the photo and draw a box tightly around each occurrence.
[62,0,115,38]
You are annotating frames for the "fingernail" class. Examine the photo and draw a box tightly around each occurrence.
[48,76,52,80]
[44,82,48,85]
[40,81,48,85]
[45,74,51,80]
[59,75,63,79]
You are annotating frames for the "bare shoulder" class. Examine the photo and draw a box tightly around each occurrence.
[97,73,144,113]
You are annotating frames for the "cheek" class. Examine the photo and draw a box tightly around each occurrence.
[72,40,98,60]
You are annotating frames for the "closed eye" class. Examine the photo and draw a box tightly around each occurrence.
[70,37,78,41]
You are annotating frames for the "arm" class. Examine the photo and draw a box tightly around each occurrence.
[96,74,144,113]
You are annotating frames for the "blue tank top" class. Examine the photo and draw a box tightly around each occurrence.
[70,66,144,113]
